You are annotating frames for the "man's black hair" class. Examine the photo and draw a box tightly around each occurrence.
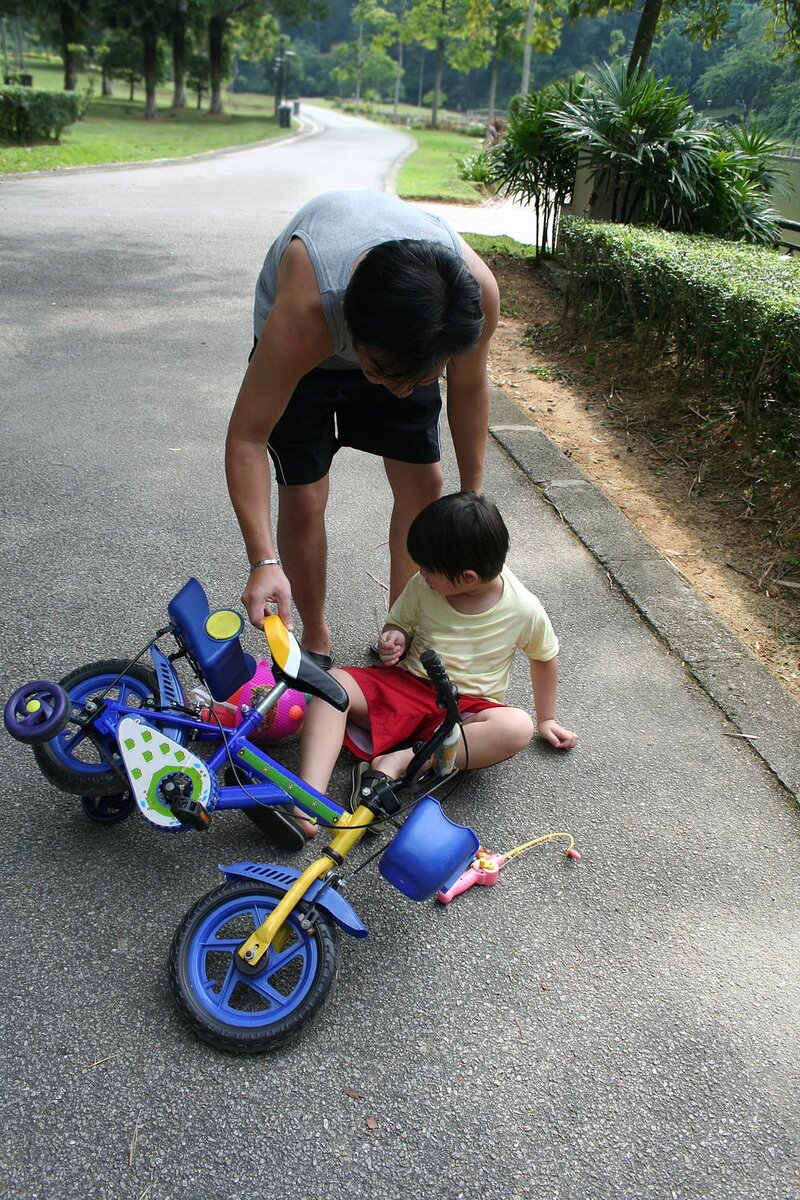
[343,239,484,381]
[407,492,509,583]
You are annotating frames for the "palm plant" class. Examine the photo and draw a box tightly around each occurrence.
[484,78,583,258]
[552,62,781,244]
[553,62,716,228]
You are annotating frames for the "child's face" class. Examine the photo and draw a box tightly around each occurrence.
[419,567,472,596]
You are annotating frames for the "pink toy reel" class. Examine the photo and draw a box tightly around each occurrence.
[204,658,309,741]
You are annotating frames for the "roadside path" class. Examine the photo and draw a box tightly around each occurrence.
[0,103,797,1200]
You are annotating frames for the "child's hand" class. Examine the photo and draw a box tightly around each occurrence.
[537,719,578,750]
[378,629,406,666]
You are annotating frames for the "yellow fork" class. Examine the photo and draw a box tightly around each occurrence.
[236,806,376,968]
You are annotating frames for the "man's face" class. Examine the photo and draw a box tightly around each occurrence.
[356,348,449,398]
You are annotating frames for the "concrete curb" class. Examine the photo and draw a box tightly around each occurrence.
[489,386,800,801]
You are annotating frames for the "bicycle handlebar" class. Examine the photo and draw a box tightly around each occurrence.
[400,650,462,787]
[419,649,460,723]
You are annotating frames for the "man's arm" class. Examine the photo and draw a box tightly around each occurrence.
[226,239,332,628]
[444,241,500,493]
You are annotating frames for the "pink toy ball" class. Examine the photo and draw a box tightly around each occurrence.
[203,659,309,741]
[237,659,309,740]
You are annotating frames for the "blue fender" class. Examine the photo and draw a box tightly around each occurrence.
[219,861,369,940]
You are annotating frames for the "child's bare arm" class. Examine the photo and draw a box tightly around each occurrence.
[378,625,408,667]
[529,657,578,750]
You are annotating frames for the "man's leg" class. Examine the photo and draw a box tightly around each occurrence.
[298,670,370,795]
[276,476,331,657]
[383,458,443,604]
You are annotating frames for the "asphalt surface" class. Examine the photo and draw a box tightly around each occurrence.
[1,104,798,1200]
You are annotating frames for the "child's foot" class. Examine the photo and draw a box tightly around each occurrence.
[348,761,389,835]
[291,807,317,838]
[246,805,310,852]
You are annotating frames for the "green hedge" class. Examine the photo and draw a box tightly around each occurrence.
[0,86,82,144]
[557,216,800,432]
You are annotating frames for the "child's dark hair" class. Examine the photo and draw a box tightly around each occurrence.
[407,492,509,583]
[343,240,484,381]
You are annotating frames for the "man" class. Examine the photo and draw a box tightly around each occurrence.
[226,189,499,666]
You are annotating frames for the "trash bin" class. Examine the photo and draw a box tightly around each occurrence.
[292,100,300,115]
[278,103,292,129]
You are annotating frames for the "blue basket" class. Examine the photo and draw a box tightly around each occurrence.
[379,796,479,902]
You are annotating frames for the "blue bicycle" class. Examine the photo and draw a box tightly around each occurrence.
[5,578,480,1053]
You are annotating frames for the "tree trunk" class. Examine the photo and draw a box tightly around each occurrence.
[487,49,498,127]
[520,0,535,95]
[102,69,112,97]
[627,0,664,78]
[392,37,403,119]
[208,14,225,115]
[171,18,187,109]
[58,2,79,91]
[430,38,445,129]
[143,28,158,119]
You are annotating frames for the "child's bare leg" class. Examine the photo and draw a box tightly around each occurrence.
[298,670,369,796]
[372,707,534,779]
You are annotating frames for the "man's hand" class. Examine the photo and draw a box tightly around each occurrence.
[242,564,294,631]
[537,718,578,750]
[377,628,407,666]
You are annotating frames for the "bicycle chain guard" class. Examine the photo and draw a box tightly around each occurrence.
[118,716,217,831]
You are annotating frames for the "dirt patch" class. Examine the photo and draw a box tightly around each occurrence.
[486,254,800,704]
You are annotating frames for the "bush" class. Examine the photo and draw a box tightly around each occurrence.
[0,86,82,144]
[558,216,800,435]
[551,63,781,244]
[456,151,494,184]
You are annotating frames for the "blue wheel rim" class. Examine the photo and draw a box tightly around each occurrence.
[186,892,320,1029]
[48,672,153,781]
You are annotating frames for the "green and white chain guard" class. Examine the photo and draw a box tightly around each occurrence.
[118,716,214,831]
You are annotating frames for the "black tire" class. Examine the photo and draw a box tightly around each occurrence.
[33,659,158,797]
[169,879,339,1054]
[80,792,137,824]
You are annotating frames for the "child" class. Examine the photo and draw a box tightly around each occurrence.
[296,491,577,832]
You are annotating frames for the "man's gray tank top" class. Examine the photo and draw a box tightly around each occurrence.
[253,190,463,370]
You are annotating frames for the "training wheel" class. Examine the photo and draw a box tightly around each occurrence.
[81,793,137,825]
[4,681,71,745]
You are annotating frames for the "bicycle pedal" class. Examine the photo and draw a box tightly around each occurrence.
[169,797,212,831]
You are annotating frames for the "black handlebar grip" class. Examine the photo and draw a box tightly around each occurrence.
[420,649,459,713]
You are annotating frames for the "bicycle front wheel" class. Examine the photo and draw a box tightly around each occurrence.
[169,879,339,1054]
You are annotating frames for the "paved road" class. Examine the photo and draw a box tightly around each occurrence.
[1,105,798,1200]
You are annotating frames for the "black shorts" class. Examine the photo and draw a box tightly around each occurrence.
[266,366,442,486]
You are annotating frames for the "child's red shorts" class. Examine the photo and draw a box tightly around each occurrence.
[341,664,502,760]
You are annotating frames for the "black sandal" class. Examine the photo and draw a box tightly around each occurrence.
[244,805,308,851]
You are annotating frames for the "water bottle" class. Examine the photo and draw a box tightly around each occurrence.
[432,724,460,776]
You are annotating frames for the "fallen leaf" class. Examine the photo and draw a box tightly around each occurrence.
[343,1088,364,1100]
[366,1116,378,1130]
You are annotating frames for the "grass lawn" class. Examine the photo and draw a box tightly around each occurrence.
[0,56,290,174]
[395,128,486,202]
